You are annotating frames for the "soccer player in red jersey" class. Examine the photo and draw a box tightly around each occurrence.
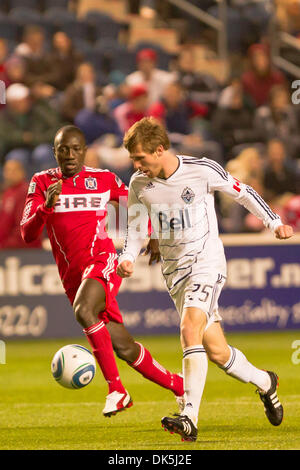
[20,125,184,416]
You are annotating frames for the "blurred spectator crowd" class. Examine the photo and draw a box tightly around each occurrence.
[0,0,300,249]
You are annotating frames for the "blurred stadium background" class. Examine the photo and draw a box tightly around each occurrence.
[0,0,300,450]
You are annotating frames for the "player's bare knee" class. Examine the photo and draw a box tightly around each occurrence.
[180,312,206,344]
[180,323,193,342]
[114,341,139,363]
[207,348,230,366]
[180,323,201,346]
[73,302,99,327]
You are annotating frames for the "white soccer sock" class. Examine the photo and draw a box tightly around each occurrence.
[221,346,271,392]
[182,345,208,426]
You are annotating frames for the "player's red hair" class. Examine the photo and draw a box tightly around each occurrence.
[123,117,170,154]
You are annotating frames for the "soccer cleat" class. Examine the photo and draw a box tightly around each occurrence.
[161,414,198,442]
[175,393,186,414]
[103,390,133,417]
[257,371,283,426]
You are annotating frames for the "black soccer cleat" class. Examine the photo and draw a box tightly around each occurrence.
[257,371,283,426]
[161,414,198,442]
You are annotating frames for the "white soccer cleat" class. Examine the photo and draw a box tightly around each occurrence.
[176,393,186,414]
[103,390,133,417]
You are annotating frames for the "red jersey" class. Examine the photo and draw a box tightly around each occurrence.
[20,166,128,290]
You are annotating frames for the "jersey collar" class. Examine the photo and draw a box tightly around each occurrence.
[154,155,182,181]
[59,165,85,180]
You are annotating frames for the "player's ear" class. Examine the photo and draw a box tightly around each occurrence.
[53,147,59,163]
[156,145,164,156]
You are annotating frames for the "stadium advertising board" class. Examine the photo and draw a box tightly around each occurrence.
[0,236,299,338]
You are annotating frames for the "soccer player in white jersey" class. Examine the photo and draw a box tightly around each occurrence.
[117,117,294,442]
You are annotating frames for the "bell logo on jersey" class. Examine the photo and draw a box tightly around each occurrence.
[85,177,97,190]
[181,187,195,204]
[158,208,191,232]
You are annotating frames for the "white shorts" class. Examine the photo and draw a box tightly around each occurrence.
[164,261,226,331]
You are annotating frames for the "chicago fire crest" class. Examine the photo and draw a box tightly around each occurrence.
[85,177,97,190]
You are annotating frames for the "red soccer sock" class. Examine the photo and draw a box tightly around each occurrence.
[83,320,126,395]
[129,342,184,397]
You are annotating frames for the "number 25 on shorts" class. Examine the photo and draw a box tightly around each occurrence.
[190,283,213,302]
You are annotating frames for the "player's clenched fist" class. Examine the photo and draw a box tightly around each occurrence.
[117,260,134,278]
[45,179,62,208]
[275,224,294,240]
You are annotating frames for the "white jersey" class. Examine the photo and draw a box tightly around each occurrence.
[119,155,282,292]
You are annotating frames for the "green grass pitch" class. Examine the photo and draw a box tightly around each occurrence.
[0,331,300,450]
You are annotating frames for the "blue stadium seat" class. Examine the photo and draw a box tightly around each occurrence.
[83,49,103,70]
[72,38,94,56]
[43,0,70,9]
[9,7,42,24]
[9,0,41,10]
[58,20,91,42]
[84,10,114,25]
[84,10,123,41]
[43,7,76,25]
[83,51,117,85]
[93,37,125,52]
[96,69,111,87]
[34,18,57,39]
[111,50,137,75]
[90,41,136,76]
[8,8,55,42]
[8,8,56,39]
[0,19,20,41]
[93,21,122,40]
[157,51,174,71]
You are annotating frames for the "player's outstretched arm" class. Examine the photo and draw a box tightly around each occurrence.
[117,260,134,278]
[203,160,293,237]
[274,224,294,240]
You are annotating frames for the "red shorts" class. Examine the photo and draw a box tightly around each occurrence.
[65,252,123,324]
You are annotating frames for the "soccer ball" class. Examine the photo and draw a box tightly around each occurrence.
[51,344,96,389]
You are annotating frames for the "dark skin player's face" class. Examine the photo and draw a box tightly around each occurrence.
[54,131,87,177]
